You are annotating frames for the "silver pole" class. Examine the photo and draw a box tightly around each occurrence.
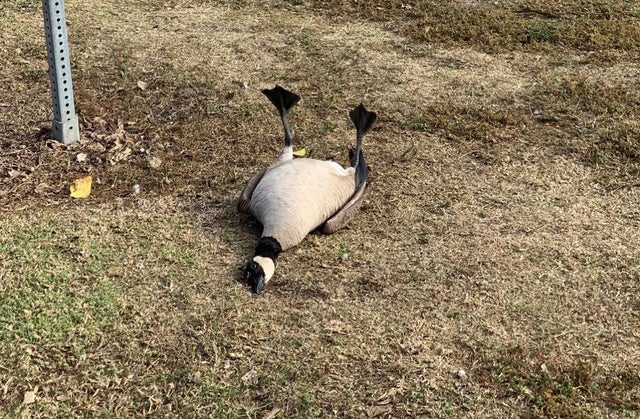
[42,0,79,144]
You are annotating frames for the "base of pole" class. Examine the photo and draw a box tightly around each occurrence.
[52,117,80,145]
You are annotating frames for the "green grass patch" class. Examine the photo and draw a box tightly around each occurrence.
[529,74,640,176]
[402,102,526,145]
[536,76,639,117]
[474,345,640,416]
[0,208,211,415]
[315,0,640,54]
[0,220,121,344]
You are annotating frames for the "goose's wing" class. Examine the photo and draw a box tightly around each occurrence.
[237,169,266,214]
[322,181,368,234]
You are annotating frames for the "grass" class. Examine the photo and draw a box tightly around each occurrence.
[1,0,639,416]
[315,0,640,54]
[0,221,117,343]
[471,345,640,416]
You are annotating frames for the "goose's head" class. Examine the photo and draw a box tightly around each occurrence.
[244,256,275,294]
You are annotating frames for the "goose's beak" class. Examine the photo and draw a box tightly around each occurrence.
[252,274,266,294]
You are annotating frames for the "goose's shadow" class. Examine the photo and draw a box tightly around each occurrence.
[181,190,341,297]
[181,192,262,287]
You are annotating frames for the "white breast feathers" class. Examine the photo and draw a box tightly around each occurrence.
[249,159,356,249]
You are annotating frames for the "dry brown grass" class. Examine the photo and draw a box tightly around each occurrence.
[1,0,639,417]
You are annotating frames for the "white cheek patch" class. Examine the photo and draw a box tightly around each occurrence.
[253,256,275,282]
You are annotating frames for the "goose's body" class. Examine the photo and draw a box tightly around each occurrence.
[238,85,376,293]
[249,158,356,250]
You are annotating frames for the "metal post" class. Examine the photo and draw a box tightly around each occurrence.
[42,0,79,144]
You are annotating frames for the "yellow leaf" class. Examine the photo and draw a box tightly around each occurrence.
[293,148,306,157]
[70,176,92,198]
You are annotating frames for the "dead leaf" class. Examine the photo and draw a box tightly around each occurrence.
[293,148,306,157]
[104,120,126,143]
[137,80,148,90]
[366,405,392,417]
[263,407,282,419]
[70,176,92,198]
[108,141,132,165]
[2,377,12,396]
[35,183,51,194]
[92,117,107,130]
[148,156,162,168]
[87,141,107,153]
[241,369,258,386]
[23,391,36,405]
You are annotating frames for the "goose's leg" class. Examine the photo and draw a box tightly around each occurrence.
[237,87,299,213]
[349,103,376,189]
[261,85,300,161]
[322,103,377,234]
[323,182,368,234]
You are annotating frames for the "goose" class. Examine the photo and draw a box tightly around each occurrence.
[237,85,377,294]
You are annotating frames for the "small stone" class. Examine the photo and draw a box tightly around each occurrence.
[540,363,548,374]
[23,391,36,404]
[133,184,140,194]
[136,80,148,90]
[148,156,162,169]
[76,152,87,162]
[340,252,349,261]
[456,368,466,379]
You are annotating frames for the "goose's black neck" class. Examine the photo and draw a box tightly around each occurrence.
[254,237,282,260]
